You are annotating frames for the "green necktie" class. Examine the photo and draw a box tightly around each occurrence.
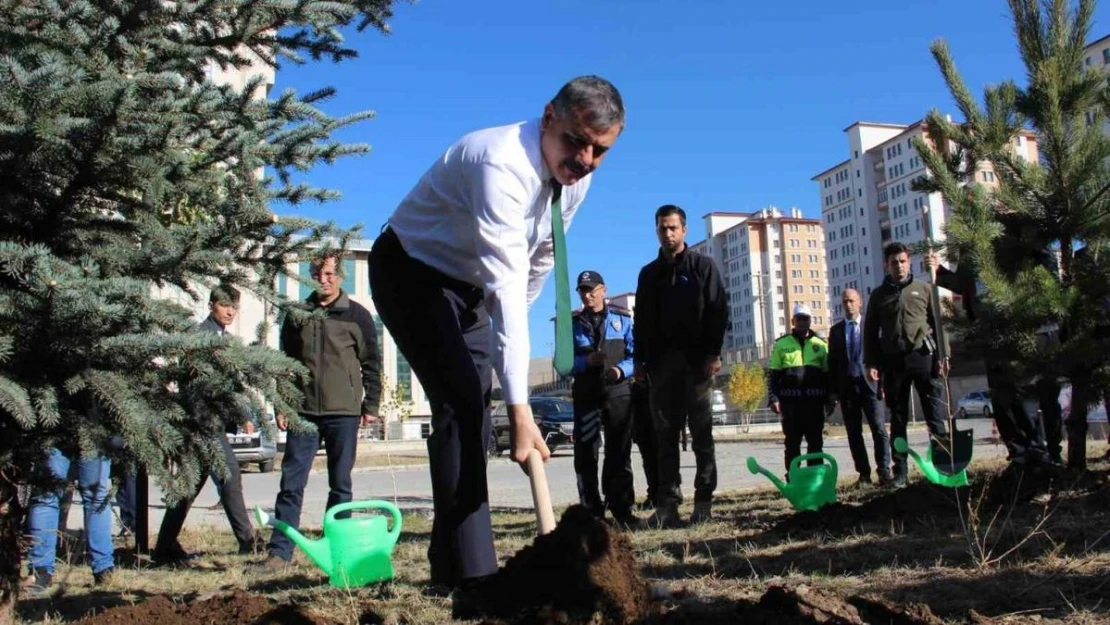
[550,181,574,377]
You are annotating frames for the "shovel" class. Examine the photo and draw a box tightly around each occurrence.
[526,448,556,535]
[926,241,974,476]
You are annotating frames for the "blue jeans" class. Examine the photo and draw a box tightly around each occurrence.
[266,415,359,561]
[28,448,115,575]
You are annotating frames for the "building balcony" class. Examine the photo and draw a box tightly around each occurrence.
[873,158,884,171]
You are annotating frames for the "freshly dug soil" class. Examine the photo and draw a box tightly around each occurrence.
[644,585,944,625]
[73,590,349,625]
[773,481,961,536]
[462,504,653,624]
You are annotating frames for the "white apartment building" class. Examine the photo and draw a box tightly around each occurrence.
[813,119,1038,320]
[690,206,829,365]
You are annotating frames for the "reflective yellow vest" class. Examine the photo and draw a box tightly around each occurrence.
[768,332,829,402]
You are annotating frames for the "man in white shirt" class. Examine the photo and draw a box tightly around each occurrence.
[367,76,624,601]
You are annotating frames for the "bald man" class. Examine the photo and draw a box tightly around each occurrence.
[828,289,891,486]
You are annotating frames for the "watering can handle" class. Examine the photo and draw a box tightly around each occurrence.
[788,452,838,474]
[324,500,403,537]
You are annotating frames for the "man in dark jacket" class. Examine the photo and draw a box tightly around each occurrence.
[634,204,728,527]
[153,285,259,563]
[827,289,891,486]
[864,242,949,487]
[569,270,642,528]
[924,250,1057,467]
[258,254,381,569]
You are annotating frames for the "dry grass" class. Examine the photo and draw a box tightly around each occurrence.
[15,446,1110,624]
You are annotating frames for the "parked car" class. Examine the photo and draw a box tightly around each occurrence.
[227,409,278,473]
[711,389,728,425]
[489,396,575,455]
[956,391,992,419]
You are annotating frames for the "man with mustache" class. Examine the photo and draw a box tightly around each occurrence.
[368,76,624,617]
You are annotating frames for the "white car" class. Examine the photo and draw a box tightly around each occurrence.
[956,391,992,419]
[710,389,728,425]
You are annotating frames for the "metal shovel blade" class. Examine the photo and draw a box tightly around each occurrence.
[930,425,974,475]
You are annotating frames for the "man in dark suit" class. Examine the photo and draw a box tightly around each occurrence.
[153,284,258,563]
[828,288,892,486]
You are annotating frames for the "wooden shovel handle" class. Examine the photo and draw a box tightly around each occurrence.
[526,448,556,535]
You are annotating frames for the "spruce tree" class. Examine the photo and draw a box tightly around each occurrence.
[0,0,401,616]
[912,0,1110,469]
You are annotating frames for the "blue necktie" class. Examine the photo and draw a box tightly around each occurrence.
[848,321,859,377]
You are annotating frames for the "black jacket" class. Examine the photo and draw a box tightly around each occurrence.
[863,274,945,368]
[280,291,381,417]
[633,245,728,368]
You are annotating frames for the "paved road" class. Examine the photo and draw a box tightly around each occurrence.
[114,418,1002,534]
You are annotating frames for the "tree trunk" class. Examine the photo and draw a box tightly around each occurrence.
[0,478,25,625]
[1067,380,1090,470]
[1060,238,1074,285]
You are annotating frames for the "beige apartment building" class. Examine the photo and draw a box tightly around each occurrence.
[689,206,829,365]
[813,119,1038,321]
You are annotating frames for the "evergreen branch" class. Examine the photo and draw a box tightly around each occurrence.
[0,375,36,428]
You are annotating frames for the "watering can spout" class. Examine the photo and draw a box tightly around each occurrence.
[747,456,788,492]
[254,506,332,573]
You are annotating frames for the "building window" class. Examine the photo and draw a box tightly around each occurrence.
[1103,48,1110,64]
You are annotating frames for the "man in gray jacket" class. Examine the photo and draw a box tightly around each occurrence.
[258,254,381,569]
[153,284,258,563]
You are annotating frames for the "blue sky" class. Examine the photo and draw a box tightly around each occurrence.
[274,0,1110,359]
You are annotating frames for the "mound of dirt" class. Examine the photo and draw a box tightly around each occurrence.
[73,590,350,625]
[460,504,653,624]
[773,481,961,535]
[978,462,1102,508]
[645,585,944,625]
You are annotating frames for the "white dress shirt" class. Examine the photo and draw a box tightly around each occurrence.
[387,119,592,405]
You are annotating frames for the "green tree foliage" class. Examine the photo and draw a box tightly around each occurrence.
[911,0,1110,467]
[0,0,403,609]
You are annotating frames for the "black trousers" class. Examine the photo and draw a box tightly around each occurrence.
[573,386,635,516]
[880,348,949,476]
[780,399,825,473]
[368,228,497,586]
[630,382,658,505]
[841,377,891,479]
[1035,378,1063,462]
[156,434,254,553]
[987,371,1048,459]
[648,356,716,507]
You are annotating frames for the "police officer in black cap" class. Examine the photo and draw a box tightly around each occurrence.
[570,270,644,529]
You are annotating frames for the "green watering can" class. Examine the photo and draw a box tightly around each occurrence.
[747,453,838,512]
[254,500,402,588]
[894,435,970,488]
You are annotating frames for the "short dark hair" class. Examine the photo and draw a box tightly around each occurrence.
[883,241,910,261]
[655,204,686,226]
[551,75,625,131]
[209,283,241,305]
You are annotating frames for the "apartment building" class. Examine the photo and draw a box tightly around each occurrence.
[1085,35,1110,131]
[689,206,829,365]
[812,119,1038,320]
